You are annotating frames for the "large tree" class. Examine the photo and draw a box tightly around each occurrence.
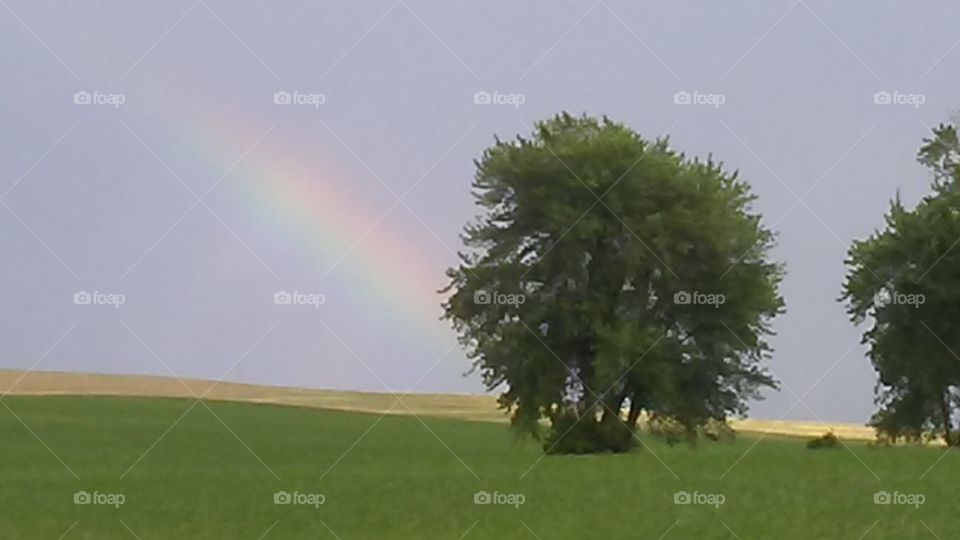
[442,114,783,452]
[843,123,960,445]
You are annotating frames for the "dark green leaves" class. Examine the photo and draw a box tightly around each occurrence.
[444,113,783,451]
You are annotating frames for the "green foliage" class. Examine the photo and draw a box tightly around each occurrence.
[443,113,784,453]
[806,431,841,450]
[543,411,635,454]
[842,122,960,446]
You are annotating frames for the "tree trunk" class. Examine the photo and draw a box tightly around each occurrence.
[627,393,642,429]
[941,391,954,447]
[601,391,627,425]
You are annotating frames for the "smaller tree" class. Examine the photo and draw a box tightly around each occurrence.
[843,122,960,445]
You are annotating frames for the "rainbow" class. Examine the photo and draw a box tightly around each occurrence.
[141,100,458,350]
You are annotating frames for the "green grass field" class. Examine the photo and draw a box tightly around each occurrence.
[1,395,954,539]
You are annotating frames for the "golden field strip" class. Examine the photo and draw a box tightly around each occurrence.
[0,370,876,440]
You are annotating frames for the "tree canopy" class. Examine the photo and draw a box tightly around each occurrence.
[443,113,784,453]
[843,123,960,445]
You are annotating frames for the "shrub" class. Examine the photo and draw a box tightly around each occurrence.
[806,431,841,450]
[645,414,735,445]
[645,414,688,445]
[543,412,635,455]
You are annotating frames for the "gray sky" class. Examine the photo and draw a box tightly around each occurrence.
[1,0,958,424]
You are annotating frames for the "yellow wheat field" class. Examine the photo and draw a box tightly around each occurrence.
[0,370,876,440]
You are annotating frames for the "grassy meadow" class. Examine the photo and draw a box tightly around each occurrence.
[0,394,954,539]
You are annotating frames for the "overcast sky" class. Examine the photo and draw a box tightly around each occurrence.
[2,0,958,423]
